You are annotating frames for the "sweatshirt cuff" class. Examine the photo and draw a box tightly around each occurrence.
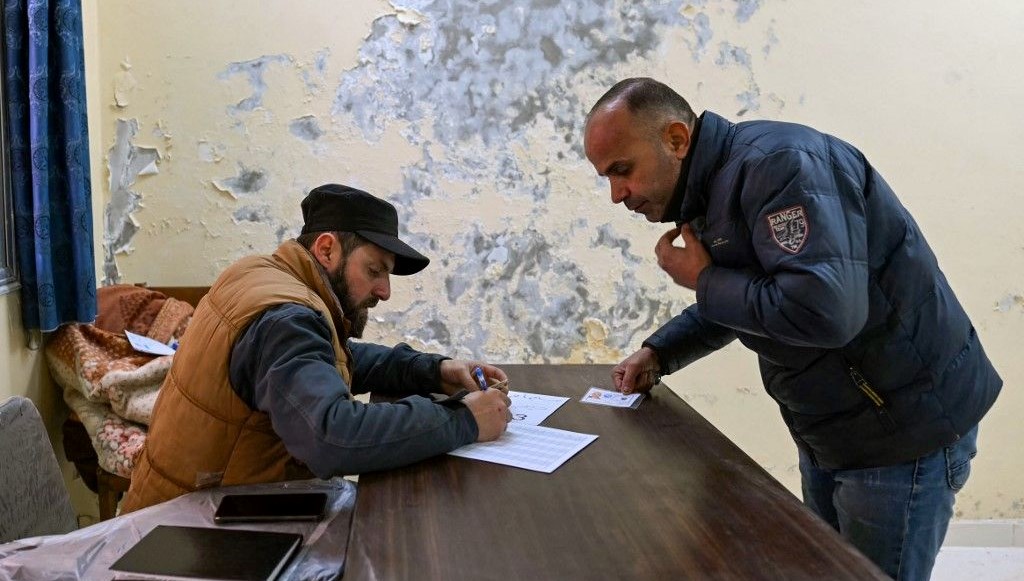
[639,339,666,376]
[451,404,479,444]
[407,352,450,393]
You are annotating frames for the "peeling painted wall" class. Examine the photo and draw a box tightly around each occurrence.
[85,0,1024,519]
[103,118,159,285]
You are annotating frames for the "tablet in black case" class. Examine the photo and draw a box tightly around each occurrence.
[110,525,303,581]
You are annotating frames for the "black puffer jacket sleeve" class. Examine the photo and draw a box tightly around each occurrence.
[697,148,869,348]
[643,304,735,375]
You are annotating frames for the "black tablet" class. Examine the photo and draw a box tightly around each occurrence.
[214,491,328,524]
[110,525,302,581]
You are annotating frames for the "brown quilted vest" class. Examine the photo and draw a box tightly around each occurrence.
[121,241,353,513]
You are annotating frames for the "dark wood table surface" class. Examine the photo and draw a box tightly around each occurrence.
[345,364,887,580]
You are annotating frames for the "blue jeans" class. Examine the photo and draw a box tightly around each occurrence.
[799,426,978,581]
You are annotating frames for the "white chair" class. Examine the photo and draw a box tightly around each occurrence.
[0,396,76,542]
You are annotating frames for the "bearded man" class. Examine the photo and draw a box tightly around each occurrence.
[122,184,511,512]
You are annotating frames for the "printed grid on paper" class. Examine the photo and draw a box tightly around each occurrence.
[448,424,598,473]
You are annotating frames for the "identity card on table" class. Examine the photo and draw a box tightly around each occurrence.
[580,386,644,409]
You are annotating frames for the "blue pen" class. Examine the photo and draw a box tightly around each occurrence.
[472,366,489,391]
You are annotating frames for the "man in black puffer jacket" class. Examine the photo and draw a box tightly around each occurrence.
[584,77,1000,581]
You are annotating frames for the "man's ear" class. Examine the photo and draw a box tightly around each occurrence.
[665,121,692,160]
[311,233,337,269]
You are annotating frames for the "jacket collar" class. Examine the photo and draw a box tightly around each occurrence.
[272,240,352,339]
[664,111,733,224]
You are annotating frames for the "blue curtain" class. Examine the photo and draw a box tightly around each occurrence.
[4,0,95,332]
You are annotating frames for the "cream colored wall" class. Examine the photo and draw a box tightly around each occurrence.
[0,294,54,422]
[83,1,1024,519]
[0,292,99,524]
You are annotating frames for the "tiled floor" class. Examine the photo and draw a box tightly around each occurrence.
[932,521,1024,581]
[932,547,1024,581]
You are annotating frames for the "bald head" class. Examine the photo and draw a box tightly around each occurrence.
[586,77,696,141]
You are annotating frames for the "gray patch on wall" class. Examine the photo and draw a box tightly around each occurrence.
[594,223,640,263]
[233,205,271,224]
[686,12,714,60]
[332,0,757,359]
[275,224,296,245]
[373,299,465,352]
[301,48,331,94]
[103,118,160,285]
[422,319,452,345]
[763,25,779,56]
[197,140,223,163]
[334,0,702,153]
[609,271,678,341]
[289,115,324,141]
[441,227,673,361]
[734,0,762,23]
[735,89,760,117]
[994,294,1024,312]
[716,41,761,116]
[213,163,269,198]
[217,54,293,115]
[716,42,752,68]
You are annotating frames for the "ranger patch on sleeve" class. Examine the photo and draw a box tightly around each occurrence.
[766,205,808,254]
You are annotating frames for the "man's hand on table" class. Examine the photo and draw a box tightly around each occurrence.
[612,346,661,395]
[462,389,512,441]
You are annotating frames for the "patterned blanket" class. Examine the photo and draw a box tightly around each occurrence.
[45,285,194,478]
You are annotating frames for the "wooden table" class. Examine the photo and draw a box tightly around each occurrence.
[346,365,887,580]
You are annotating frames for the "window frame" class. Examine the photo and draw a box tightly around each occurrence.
[0,6,17,296]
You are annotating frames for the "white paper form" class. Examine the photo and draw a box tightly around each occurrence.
[508,390,570,425]
[124,330,176,356]
[448,423,598,473]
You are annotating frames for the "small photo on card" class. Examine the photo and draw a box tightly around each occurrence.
[580,387,644,409]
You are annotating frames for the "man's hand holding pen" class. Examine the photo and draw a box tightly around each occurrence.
[439,360,512,441]
[439,360,510,395]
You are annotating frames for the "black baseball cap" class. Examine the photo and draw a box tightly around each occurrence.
[300,184,430,275]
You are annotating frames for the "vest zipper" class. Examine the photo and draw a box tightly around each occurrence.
[848,365,898,432]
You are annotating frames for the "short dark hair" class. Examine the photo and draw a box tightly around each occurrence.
[295,231,368,257]
[587,77,697,136]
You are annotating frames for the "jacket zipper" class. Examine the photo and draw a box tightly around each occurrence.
[848,366,898,432]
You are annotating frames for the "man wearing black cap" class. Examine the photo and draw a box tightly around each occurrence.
[122,184,511,512]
